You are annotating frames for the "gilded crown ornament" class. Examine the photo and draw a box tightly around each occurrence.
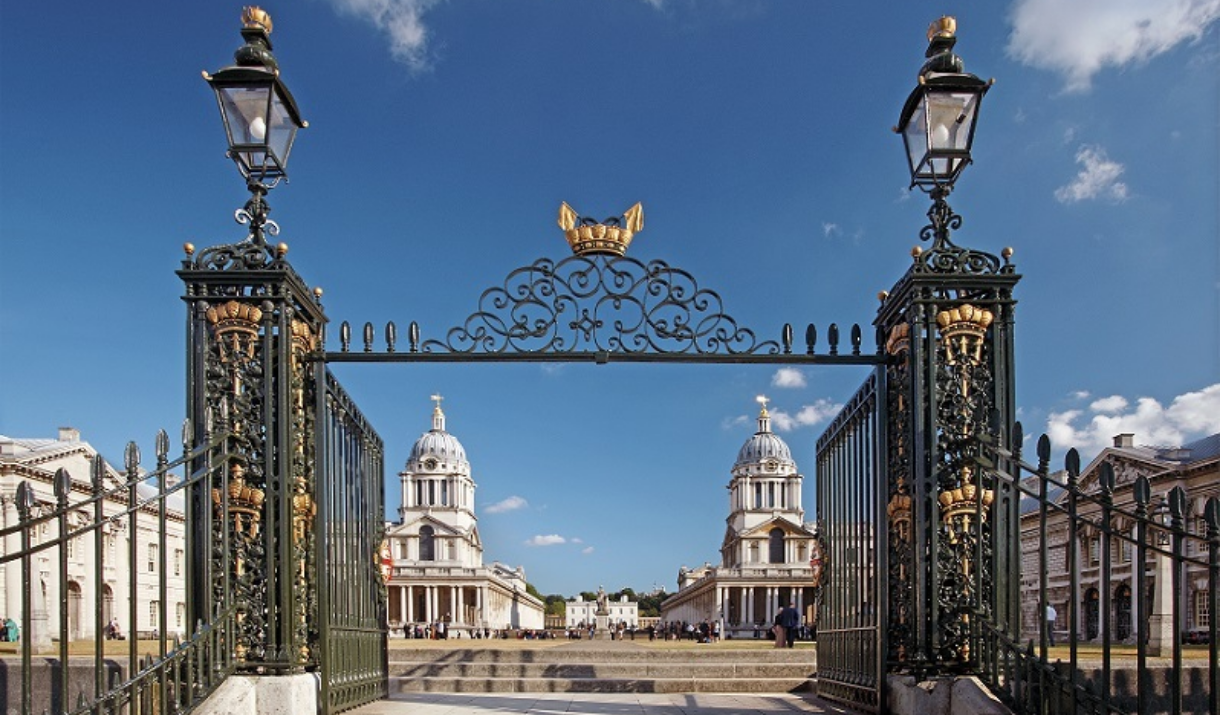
[242,6,273,33]
[558,202,644,256]
[886,322,911,356]
[936,303,993,367]
[207,300,263,337]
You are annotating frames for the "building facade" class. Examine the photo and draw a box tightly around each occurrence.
[0,428,186,643]
[383,398,544,635]
[566,590,639,630]
[1020,432,1219,642]
[661,402,817,638]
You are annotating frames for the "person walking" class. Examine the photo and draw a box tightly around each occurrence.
[777,602,800,648]
[1046,603,1058,646]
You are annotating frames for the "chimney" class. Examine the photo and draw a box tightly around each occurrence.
[1113,433,1135,449]
[58,427,81,443]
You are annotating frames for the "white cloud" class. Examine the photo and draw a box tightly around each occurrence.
[722,414,751,430]
[525,534,566,547]
[581,546,595,555]
[485,495,528,514]
[1090,395,1129,413]
[1044,383,1220,457]
[822,223,841,238]
[772,368,807,389]
[1007,0,1220,92]
[1055,146,1129,204]
[327,0,441,71]
[769,399,843,432]
[1071,390,1092,400]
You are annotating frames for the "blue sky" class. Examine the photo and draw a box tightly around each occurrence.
[2,1,1218,598]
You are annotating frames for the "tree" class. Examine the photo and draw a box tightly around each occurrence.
[579,591,597,602]
[526,582,543,600]
[544,594,566,618]
[635,591,669,618]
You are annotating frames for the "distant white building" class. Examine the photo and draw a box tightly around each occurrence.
[661,401,817,637]
[0,428,187,642]
[566,590,639,630]
[383,398,544,634]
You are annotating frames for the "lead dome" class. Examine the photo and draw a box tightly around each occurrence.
[407,399,468,470]
[734,403,795,468]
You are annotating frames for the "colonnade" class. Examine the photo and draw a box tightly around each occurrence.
[663,582,811,631]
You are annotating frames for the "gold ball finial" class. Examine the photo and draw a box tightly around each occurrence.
[276,242,289,258]
[877,291,889,303]
[313,287,324,298]
[242,6,273,34]
[927,16,956,42]
[1001,246,1014,259]
[911,246,923,259]
[184,242,195,256]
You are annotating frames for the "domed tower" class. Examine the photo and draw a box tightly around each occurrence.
[721,397,807,567]
[398,395,480,565]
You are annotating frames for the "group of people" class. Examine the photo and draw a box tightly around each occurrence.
[652,621,721,643]
[0,616,17,642]
[771,601,801,648]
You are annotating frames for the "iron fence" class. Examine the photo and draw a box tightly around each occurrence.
[815,369,886,712]
[316,368,388,712]
[976,423,1220,715]
[0,419,236,714]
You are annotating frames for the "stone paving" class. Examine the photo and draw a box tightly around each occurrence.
[348,692,850,714]
[352,637,846,714]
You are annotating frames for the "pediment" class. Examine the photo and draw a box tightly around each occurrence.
[739,515,813,539]
[389,514,463,537]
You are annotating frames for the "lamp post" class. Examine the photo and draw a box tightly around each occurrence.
[895,16,992,256]
[202,7,307,245]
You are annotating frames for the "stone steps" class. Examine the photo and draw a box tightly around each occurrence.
[388,646,817,694]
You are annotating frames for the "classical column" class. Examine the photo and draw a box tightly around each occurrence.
[2,496,20,617]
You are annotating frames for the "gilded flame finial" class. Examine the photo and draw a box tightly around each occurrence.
[927,15,956,42]
[243,6,273,33]
[559,202,644,256]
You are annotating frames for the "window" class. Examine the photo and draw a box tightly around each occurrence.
[769,528,785,564]
[150,600,160,628]
[415,481,424,507]
[753,483,762,509]
[1086,537,1099,567]
[66,536,75,560]
[176,602,185,629]
[1195,590,1211,630]
[174,549,183,576]
[767,483,776,508]
[419,526,435,561]
[148,543,159,573]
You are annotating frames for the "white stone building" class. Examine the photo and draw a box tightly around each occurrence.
[1020,432,1220,643]
[0,428,186,643]
[566,591,639,630]
[383,398,544,635]
[661,401,817,638]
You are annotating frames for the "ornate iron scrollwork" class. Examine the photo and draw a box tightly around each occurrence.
[933,302,997,665]
[911,191,1010,276]
[420,254,781,356]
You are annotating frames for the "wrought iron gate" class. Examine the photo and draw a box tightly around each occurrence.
[316,370,388,712]
[815,370,886,711]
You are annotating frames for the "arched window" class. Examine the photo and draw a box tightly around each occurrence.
[769,528,785,564]
[419,525,435,561]
[1114,584,1132,641]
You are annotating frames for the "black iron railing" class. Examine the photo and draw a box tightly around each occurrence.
[815,369,886,712]
[0,419,237,715]
[975,423,1220,715]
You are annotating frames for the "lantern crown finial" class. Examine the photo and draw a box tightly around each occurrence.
[927,16,956,42]
[243,7,273,34]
